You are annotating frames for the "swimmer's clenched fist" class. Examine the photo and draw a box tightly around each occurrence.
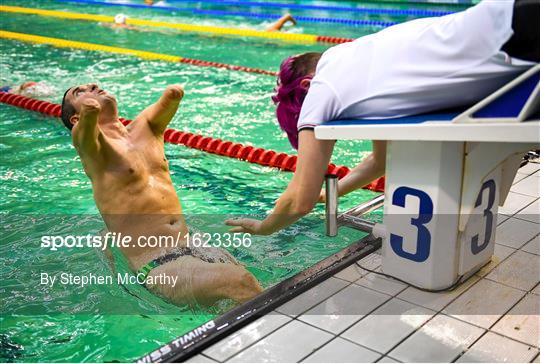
[81,98,101,112]
[60,83,262,306]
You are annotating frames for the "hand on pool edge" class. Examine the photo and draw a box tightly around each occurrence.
[225,218,269,235]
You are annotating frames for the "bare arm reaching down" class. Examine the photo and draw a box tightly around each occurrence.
[140,84,184,135]
[321,141,386,202]
[226,130,335,235]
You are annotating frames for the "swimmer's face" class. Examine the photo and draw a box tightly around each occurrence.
[61,83,118,130]
[67,84,116,112]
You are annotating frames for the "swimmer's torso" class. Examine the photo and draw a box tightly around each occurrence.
[75,116,188,269]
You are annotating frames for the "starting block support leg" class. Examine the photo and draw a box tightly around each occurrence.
[381,141,464,289]
[380,140,536,290]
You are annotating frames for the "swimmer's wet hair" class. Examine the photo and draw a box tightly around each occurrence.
[272,52,322,150]
[61,87,76,130]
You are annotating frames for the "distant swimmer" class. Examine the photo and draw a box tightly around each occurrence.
[61,83,262,305]
[266,13,297,32]
[100,14,138,30]
[0,81,54,98]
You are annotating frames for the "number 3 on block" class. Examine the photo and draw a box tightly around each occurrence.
[390,186,434,263]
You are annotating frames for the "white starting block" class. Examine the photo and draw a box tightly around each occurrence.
[316,65,540,290]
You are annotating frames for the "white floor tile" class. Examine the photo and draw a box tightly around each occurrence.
[355,273,408,296]
[486,250,540,291]
[276,277,348,317]
[475,244,516,277]
[397,275,480,312]
[388,314,484,363]
[185,354,217,363]
[377,357,400,363]
[443,279,525,329]
[358,253,382,271]
[491,294,540,347]
[498,213,511,225]
[522,235,540,256]
[228,320,333,363]
[511,175,540,198]
[519,163,540,176]
[456,332,539,363]
[534,353,540,363]
[499,192,537,216]
[513,172,530,185]
[516,199,540,224]
[342,298,434,354]
[299,284,391,334]
[302,337,381,363]
[533,284,540,295]
[203,313,291,362]
[496,217,539,249]
[334,264,368,283]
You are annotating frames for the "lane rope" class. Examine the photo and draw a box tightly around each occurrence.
[0,5,353,45]
[0,30,278,76]
[56,0,399,28]
[164,0,455,17]
[0,91,385,191]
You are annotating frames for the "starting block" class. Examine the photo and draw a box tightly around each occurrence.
[317,65,540,290]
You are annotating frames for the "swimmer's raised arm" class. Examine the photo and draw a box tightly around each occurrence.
[73,98,101,155]
[266,13,296,32]
[140,84,184,135]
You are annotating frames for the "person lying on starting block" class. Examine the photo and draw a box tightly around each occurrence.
[226,0,539,235]
[60,83,262,306]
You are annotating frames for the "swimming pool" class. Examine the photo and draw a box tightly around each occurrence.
[0,0,469,361]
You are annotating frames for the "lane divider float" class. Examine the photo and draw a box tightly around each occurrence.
[0,91,385,191]
[0,30,278,76]
[0,5,353,45]
[56,0,399,28]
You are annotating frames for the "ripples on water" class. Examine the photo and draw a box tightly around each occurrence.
[0,0,392,360]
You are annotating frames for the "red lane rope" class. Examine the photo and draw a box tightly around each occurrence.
[178,58,278,76]
[0,92,385,192]
[315,36,354,44]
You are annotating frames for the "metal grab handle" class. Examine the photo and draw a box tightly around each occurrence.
[325,175,338,237]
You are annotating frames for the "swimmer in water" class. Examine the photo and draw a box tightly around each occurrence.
[102,12,295,34]
[266,13,297,32]
[60,83,263,305]
[0,81,54,98]
[100,13,138,30]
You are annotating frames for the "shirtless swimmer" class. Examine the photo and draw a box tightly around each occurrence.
[61,83,262,305]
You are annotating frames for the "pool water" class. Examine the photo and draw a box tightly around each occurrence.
[0,0,468,361]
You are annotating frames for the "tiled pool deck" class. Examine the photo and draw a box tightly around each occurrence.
[190,162,539,363]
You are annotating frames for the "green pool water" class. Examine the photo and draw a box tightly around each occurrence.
[0,0,468,361]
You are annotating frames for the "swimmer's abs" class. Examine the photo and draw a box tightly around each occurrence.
[94,172,182,215]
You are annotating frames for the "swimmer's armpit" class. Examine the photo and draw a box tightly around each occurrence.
[140,84,184,135]
[73,99,101,155]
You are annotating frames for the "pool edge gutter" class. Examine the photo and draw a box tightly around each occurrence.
[137,234,382,363]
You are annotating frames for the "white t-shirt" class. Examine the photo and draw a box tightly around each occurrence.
[297,0,536,131]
